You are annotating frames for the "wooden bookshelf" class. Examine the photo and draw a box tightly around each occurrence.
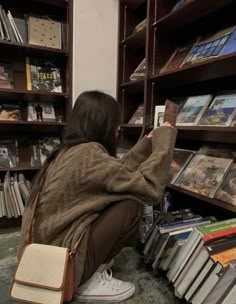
[0,0,73,223]
[118,0,236,216]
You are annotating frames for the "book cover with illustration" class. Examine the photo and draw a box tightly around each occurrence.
[0,139,18,168]
[0,103,21,121]
[168,149,195,184]
[38,137,60,165]
[128,104,144,124]
[154,105,165,128]
[130,58,146,81]
[27,102,56,122]
[176,95,212,126]
[26,57,62,92]
[214,163,236,206]
[174,155,233,197]
[0,62,14,89]
[198,94,236,126]
[163,99,179,126]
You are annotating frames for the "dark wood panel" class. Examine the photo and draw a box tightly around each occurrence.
[154,0,233,34]
[124,0,146,10]
[123,27,146,50]
[121,80,144,93]
[120,124,143,128]
[169,185,236,213]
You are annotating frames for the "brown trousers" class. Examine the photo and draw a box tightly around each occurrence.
[80,200,142,285]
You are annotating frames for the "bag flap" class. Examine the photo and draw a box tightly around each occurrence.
[15,244,69,290]
[11,281,63,304]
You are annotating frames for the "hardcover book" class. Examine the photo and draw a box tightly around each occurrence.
[27,102,56,122]
[26,57,62,92]
[39,137,60,165]
[0,103,21,121]
[154,105,165,128]
[198,94,236,126]
[176,95,212,126]
[128,104,144,125]
[163,99,179,127]
[174,155,233,197]
[214,163,236,206]
[168,148,195,184]
[130,58,146,81]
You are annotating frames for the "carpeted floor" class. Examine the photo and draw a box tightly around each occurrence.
[0,228,182,304]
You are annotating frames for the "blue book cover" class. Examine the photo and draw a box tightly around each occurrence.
[220,27,236,56]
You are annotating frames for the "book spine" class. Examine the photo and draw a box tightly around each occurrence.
[202,226,236,241]
[0,7,10,40]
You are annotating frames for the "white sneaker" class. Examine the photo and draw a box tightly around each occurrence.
[97,259,115,272]
[74,269,135,303]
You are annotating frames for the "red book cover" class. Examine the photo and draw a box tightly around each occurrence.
[202,226,236,241]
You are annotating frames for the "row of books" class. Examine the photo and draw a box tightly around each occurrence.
[0,57,62,93]
[0,5,62,49]
[0,137,60,169]
[161,25,236,73]
[169,146,236,206]
[0,172,31,218]
[144,213,236,304]
[0,102,61,123]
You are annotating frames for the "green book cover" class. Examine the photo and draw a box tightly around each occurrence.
[196,218,236,235]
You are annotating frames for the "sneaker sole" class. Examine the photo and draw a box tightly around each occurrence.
[74,284,135,303]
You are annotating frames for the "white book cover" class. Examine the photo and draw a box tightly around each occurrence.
[27,102,56,122]
[198,94,236,126]
[154,105,165,128]
[176,95,212,126]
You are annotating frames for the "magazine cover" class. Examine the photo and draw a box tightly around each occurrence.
[174,154,233,197]
[26,58,62,92]
[130,58,146,81]
[27,102,56,122]
[154,105,165,128]
[176,95,212,126]
[214,163,236,206]
[39,137,60,165]
[168,149,195,184]
[198,94,236,126]
[128,104,144,124]
[0,103,21,121]
[0,140,18,168]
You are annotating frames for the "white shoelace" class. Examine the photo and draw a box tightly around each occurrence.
[99,269,122,290]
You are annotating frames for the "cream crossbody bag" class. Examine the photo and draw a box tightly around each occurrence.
[10,191,86,304]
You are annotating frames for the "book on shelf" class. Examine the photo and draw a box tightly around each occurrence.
[128,104,144,125]
[171,0,194,13]
[0,139,18,168]
[132,18,146,34]
[154,105,165,128]
[39,137,60,165]
[0,103,21,121]
[27,16,62,49]
[168,148,195,184]
[197,144,236,159]
[163,99,179,127]
[198,94,236,126]
[176,95,212,126]
[174,154,233,197]
[214,163,236,206]
[29,140,41,168]
[26,57,62,92]
[0,62,14,89]
[27,102,56,122]
[129,58,145,81]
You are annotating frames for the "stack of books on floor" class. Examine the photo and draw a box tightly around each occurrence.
[144,211,236,303]
[0,172,31,218]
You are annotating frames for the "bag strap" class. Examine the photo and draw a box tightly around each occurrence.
[25,183,86,256]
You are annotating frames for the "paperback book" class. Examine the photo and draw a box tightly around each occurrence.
[27,102,56,122]
[163,99,179,127]
[198,94,236,126]
[0,139,18,168]
[176,95,212,126]
[130,58,145,81]
[154,105,165,128]
[128,104,144,125]
[39,137,60,165]
[174,154,233,197]
[0,103,21,121]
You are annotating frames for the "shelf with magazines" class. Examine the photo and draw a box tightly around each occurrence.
[0,0,73,222]
[169,184,236,214]
[153,0,233,33]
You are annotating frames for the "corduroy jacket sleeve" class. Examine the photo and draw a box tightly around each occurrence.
[88,126,177,204]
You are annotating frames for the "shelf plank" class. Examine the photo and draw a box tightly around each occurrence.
[121,80,144,93]
[120,123,143,128]
[169,184,236,213]
[154,0,233,34]
[0,166,41,172]
[152,52,236,89]
[0,40,67,56]
[0,88,67,97]
[123,28,146,50]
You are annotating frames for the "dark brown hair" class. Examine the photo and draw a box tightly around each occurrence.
[28,90,121,201]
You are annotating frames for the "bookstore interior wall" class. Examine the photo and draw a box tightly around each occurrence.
[72,0,118,102]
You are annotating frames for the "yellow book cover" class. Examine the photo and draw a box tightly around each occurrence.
[25,57,32,91]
